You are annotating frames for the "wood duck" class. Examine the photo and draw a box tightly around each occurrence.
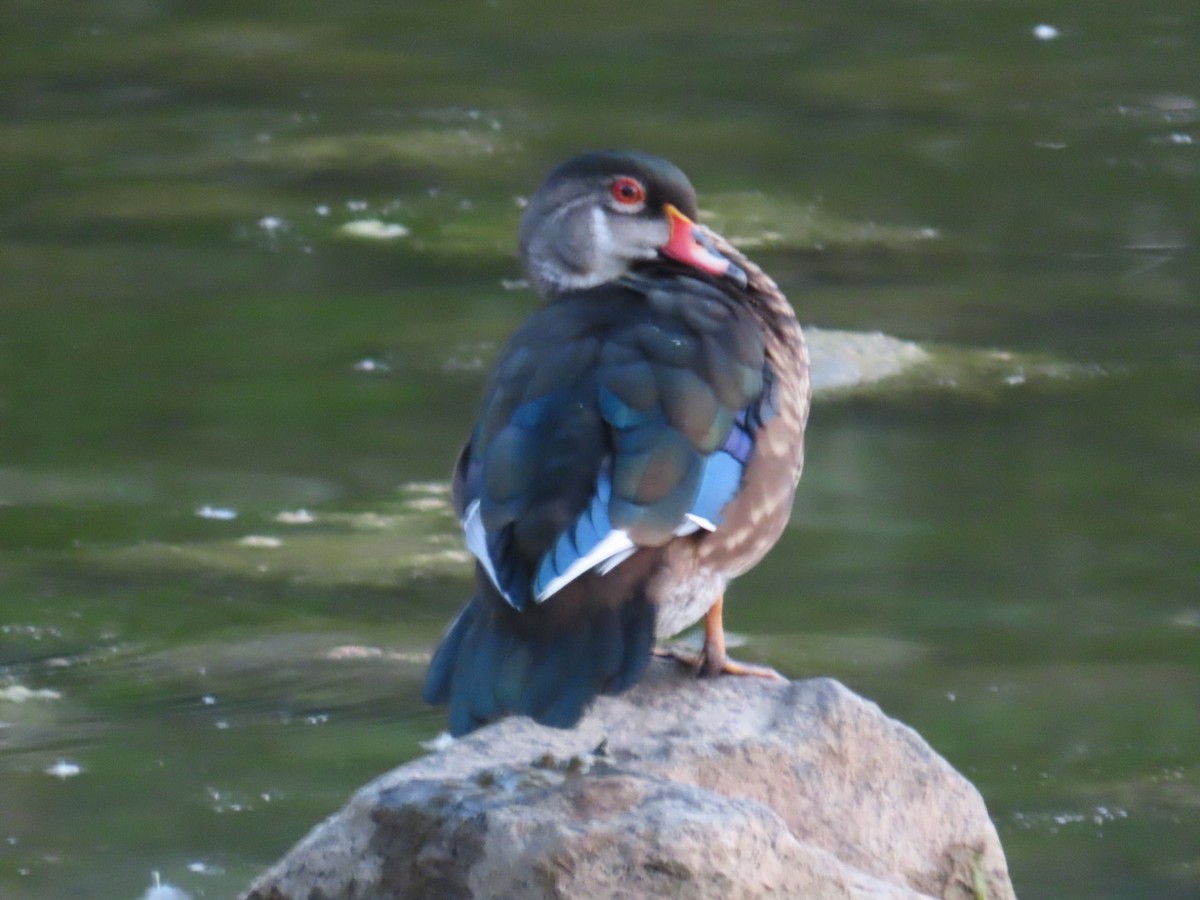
[424,151,811,735]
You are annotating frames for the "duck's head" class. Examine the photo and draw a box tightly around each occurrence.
[518,150,746,299]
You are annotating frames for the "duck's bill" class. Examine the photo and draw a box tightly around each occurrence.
[660,205,748,288]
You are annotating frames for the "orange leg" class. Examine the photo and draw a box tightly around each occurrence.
[658,595,785,681]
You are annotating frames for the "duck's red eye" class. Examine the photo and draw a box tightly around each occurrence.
[611,177,646,206]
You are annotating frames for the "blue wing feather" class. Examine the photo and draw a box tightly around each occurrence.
[459,277,773,608]
[533,469,635,600]
[689,451,744,528]
[598,383,657,429]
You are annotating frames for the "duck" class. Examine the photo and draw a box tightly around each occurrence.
[423,150,810,735]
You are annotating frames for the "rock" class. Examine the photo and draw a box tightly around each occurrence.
[807,327,931,393]
[805,327,1098,400]
[244,662,1015,900]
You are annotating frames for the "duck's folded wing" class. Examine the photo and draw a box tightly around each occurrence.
[459,278,774,609]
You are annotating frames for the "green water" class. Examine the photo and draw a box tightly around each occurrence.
[1,2,1197,897]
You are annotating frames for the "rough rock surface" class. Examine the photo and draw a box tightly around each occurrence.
[244,661,1015,900]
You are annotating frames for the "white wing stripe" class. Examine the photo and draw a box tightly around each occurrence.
[462,499,507,597]
[535,528,634,602]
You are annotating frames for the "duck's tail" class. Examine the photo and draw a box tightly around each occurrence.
[423,566,657,736]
